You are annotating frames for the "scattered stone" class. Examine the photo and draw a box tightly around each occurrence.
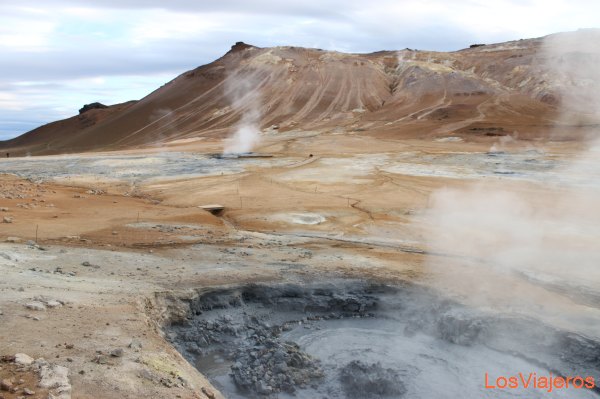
[137,368,157,382]
[5,237,21,243]
[85,189,105,195]
[128,339,142,351]
[34,358,71,398]
[0,379,12,391]
[0,207,8,211]
[81,261,91,267]
[22,387,35,395]
[25,302,46,311]
[94,355,109,364]
[2,216,12,224]
[201,386,216,399]
[110,348,124,358]
[14,353,34,366]
[46,300,62,308]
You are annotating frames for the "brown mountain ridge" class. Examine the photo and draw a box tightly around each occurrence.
[2,32,599,156]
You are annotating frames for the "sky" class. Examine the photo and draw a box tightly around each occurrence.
[1,0,599,140]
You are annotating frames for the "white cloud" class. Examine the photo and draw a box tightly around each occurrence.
[0,18,56,51]
[129,10,223,44]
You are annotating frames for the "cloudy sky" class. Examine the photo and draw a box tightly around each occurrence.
[1,0,598,140]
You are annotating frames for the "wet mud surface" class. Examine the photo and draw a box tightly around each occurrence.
[167,280,600,398]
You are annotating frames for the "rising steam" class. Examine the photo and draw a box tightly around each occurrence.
[422,30,600,315]
[223,70,263,154]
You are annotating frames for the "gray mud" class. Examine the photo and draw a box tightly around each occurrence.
[0,152,286,183]
[167,280,600,398]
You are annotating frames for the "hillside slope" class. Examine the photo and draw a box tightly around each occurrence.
[2,32,599,156]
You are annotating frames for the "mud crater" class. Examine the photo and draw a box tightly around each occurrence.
[166,280,600,399]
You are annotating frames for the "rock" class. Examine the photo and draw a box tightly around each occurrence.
[0,379,12,391]
[2,216,12,223]
[5,237,21,243]
[25,302,46,311]
[34,359,71,398]
[201,386,216,399]
[229,41,253,53]
[81,261,91,267]
[94,355,109,364]
[46,300,62,308]
[14,353,34,366]
[110,348,124,357]
[128,339,143,351]
[137,368,157,382]
[79,102,107,114]
[22,387,35,395]
[0,207,8,211]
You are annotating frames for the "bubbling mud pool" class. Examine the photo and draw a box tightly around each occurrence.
[166,280,600,399]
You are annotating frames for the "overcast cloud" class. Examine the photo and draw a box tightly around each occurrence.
[1,0,599,140]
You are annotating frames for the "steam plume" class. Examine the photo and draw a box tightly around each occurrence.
[223,70,263,154]
[422,30,600,315]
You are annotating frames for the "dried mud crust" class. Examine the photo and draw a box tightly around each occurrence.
[166,281,383,397]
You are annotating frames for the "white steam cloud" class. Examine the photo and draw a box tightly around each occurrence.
[223,70,263,154]
[422,30,600,320]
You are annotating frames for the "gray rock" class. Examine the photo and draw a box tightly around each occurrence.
[128,339,143,351]
[46,300,62,308]
[110,348,124,357]
[25,302,46,311]
[14,353,34,366]
[33,358,71,398]
[2,216,13,223]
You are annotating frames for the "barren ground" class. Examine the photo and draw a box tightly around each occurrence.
[0,129,598,398]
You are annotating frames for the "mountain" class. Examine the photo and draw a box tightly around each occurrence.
[2,32,599,156]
